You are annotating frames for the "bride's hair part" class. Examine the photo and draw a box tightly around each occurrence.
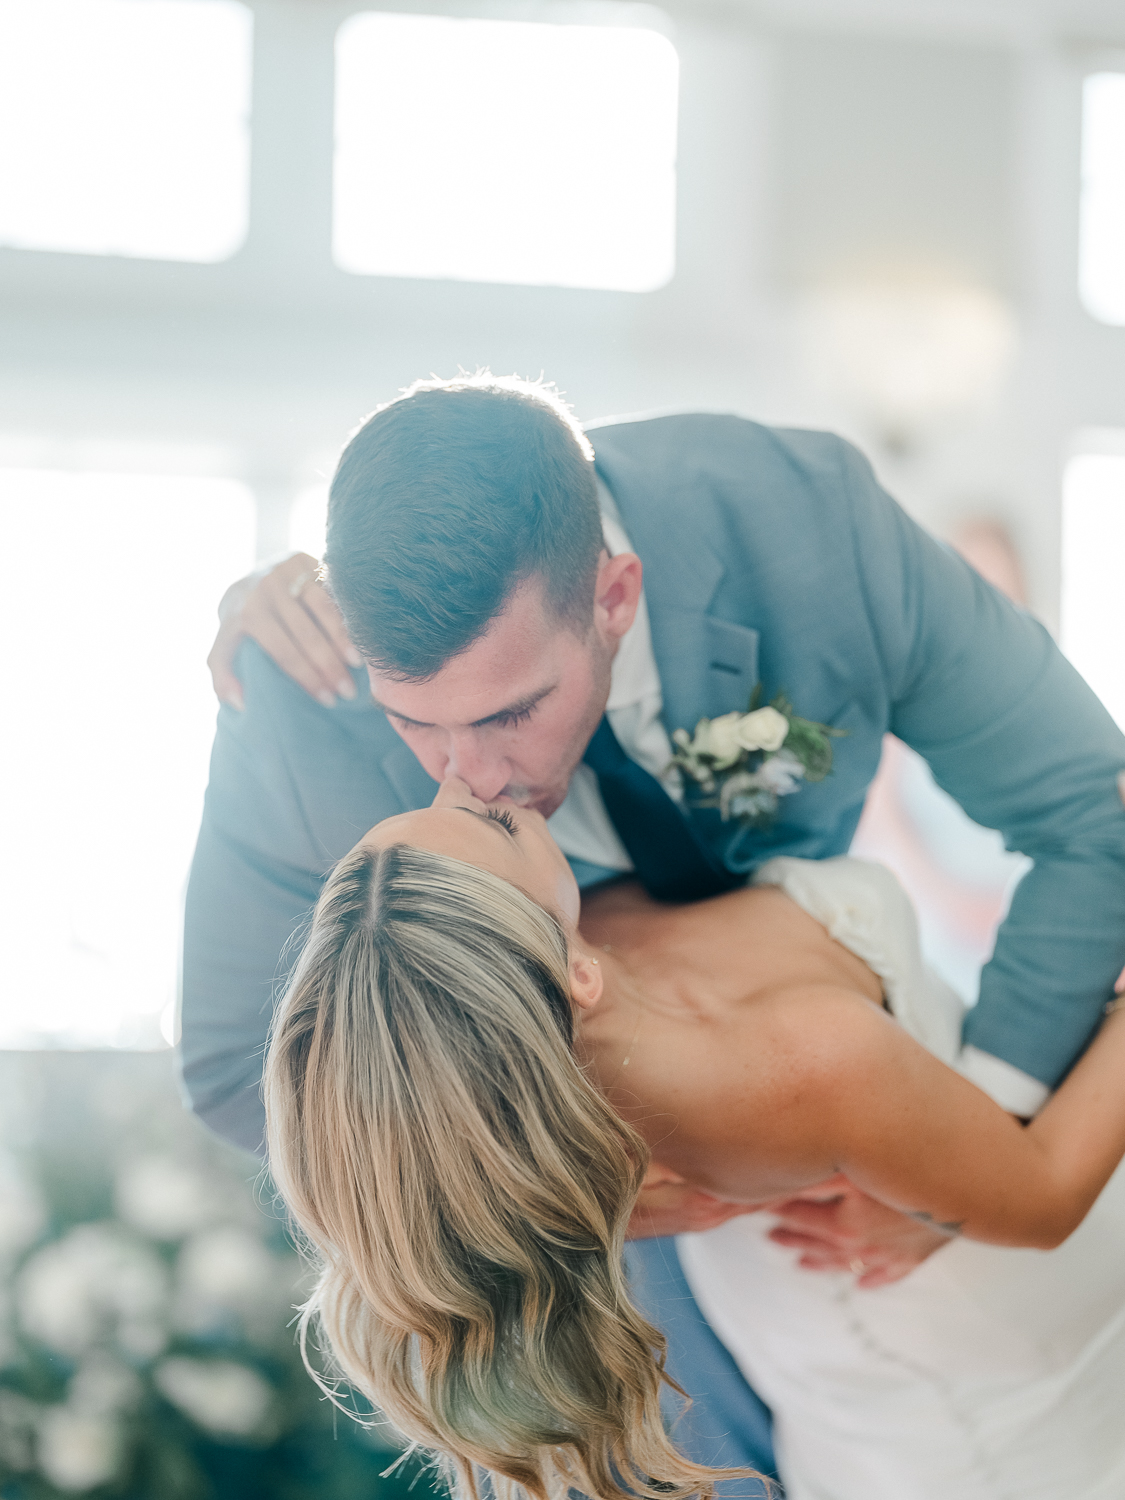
[265,842,746,1500]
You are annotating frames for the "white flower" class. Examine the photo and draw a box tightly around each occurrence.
[154,1357,272,1437]
[18,1223,168,1358]
[36,1407,122,1492]
[174,1226,283,1334]
[178,1226,275,1302]
[697,712,745,768]
[114,1155,223,1241]
[755,750,806,796]
[735,706,789,754]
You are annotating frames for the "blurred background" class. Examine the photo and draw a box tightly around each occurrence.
[0,0,1123,1491]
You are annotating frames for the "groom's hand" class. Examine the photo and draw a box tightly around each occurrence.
[762,1173,951,1288]
[207,553,362,711]
[627,1164,758,1240]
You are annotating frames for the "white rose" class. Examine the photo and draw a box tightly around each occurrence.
[37,1407,121,1492]
[735,706,789,754]
[18,1224,168,1358]
[154,1357,272,1437]
[699,712,744,768]
[115,1155,222,1241]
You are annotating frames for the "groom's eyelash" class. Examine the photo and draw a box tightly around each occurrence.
[490,705,536,729]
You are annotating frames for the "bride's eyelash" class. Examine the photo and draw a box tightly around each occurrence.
[486,807,519,835]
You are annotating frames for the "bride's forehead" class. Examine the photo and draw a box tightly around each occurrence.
[358,807,431,850]
[359,806,505,860]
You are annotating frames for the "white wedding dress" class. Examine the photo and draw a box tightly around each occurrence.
[676,856,1125,1500]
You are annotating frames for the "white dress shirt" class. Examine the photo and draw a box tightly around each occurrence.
[545,480,678,873]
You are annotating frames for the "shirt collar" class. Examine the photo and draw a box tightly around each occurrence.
[596,478,662,713]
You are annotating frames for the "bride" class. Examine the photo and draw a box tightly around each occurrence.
[264,776,1125,1500]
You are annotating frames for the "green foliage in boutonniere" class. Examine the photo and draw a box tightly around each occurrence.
[670,688,845,829]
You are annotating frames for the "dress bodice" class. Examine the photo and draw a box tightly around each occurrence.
[753,855,965,1067]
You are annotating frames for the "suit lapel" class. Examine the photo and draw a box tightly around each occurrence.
[594,452,759,739]
[652,610,760,743]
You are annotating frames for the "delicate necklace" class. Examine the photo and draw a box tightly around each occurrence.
[598,943,646,1083]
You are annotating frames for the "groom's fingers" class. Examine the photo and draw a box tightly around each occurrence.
[767,1198,855,1237]
[767,1227,854,1264]
[627,1182,755,1239]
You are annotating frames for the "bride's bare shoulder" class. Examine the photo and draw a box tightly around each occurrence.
[634,985,901,1196]
[578,879,767,945]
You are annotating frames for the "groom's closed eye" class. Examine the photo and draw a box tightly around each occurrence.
[374,684,556,733]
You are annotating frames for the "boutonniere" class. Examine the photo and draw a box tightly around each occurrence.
[670,689,845,829]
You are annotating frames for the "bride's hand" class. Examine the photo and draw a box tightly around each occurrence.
[207,553,362,710]
[761,1173,952,1288]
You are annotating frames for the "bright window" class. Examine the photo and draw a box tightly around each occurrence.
[1061,451,1125,729]
[333,10,678,291]
[0,0,252,263]
[1079,73,1125,325]
[289,484,329,560]
[0,471,255,1049]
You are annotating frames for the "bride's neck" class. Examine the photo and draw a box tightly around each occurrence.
[574,946,648,1078]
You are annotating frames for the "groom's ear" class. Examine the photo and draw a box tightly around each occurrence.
[569,950,605,1012]
[593,551,643,644]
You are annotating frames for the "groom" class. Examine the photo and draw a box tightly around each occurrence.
[182,374,1125,1490]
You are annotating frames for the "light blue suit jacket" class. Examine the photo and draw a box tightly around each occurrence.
[181,413,1125,1145]
[180,414,1125,1485]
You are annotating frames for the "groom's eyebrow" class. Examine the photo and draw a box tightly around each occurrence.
[374,684,556,730]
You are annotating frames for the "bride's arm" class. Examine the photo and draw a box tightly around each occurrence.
[707,989,1125,1250]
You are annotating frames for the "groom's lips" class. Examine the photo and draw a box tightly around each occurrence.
[501,787,555,816]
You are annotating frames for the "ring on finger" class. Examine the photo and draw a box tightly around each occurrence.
[288,569,313,600]
[849,1258,866,1276]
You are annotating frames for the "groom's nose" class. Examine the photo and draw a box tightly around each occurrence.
[443,735,511,803]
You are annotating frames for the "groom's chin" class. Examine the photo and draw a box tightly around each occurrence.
[509,785,567,819]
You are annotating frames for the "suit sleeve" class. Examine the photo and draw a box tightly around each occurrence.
[840,441,1125,1088]
[179,647,330,1155]
[180,816,319,1156]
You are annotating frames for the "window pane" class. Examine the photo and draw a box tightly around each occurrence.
[289,484,329,560]
[333,11,678,291]
[1061,451,1125,729]
[0,472,255,1048]
[1079,73,1125,325]
[0,0,252,262]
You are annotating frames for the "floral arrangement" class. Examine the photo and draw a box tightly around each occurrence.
[0,1052,426,1500]
[670,690,844,828]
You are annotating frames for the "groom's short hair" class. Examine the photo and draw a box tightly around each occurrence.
[325,374,602,679]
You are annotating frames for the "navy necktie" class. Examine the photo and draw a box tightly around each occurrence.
[582,716,742,903]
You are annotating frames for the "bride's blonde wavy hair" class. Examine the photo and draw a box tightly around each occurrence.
[265,841,748,1500]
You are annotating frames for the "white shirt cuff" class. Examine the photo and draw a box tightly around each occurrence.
[955,1045,1050,1117]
